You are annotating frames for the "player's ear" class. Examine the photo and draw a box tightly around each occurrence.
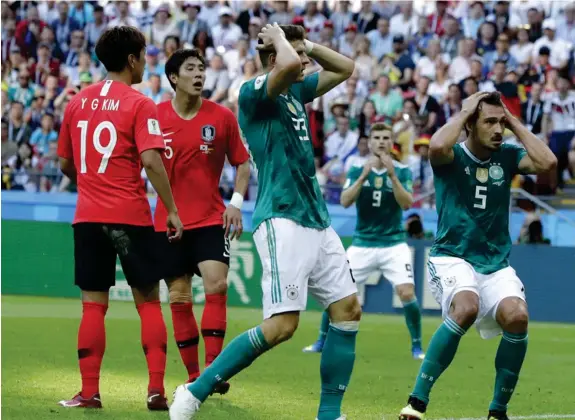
[127,53,136,70]
[168,72,178,87]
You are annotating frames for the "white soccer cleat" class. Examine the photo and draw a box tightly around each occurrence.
[398,404,425,419]
[169,385,201,420]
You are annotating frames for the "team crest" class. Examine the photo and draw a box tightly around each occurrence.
[201,125,216,142]
[476,168,488,183]
[489,164,504,180]
[374,177,383,189]
[293,99,303,112]
[287,102,297,115]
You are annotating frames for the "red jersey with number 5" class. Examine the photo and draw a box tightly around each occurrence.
[154,99,249,231]
[57,80,165,226]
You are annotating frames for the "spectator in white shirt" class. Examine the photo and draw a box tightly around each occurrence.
[178,3,210,47]
[389,2,418,39]
[532,18,573,70]
[198,1,221,28]
[107,1,138,28]
[37,1,59,24]
[415,39,450,81]
[344,135,370,173]
[302,1,326,42]
[329,0,353,37]
[510,26,534,67]
[337,23,358,58]
[556,2,575,42]
[84,5,107,50]
[211,6,243,51]
[449,38,476,83]
[224,36,252,80]
[366,17,393,61]
[203,54,230,103]
[268,1,294,26]
[323,115,360,184]
[148,5,178,48]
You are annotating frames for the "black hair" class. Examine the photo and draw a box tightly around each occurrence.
[258,24,306,67]
[163,35,181,50]
[93,5,104,13]
[165,48,206,91]
[95,26,146,73]
[494,59,507,67]
[465,91,503,136]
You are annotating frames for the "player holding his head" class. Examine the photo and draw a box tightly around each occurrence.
[303,123,425,360]
[170,23,360,420]
[155,48,250,391]
[399,92,557,420]
[57,26,183,411]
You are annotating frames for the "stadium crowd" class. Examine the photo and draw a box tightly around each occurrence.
[2,0,575,205]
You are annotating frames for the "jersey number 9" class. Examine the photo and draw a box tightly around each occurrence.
[474,185,487,209]
[372,190,382,207]
[78,120,117,174]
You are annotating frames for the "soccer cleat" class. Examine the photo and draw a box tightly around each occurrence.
[169,384,201,420]
[398,404,425,420]
[302,340,325,353]
[412,348,426,360]
[147,391,169,411]
[58,392,102,408]
[211,380,231,395]
[488,410,509,420]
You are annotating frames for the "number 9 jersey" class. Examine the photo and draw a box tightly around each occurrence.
[430,142,527,275]
[57,80,165,226]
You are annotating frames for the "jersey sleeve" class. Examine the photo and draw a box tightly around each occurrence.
[342,166,362,190]
[297,72,320,104]
[505,143,528,175]
[238,74,274,120]
[133,98,165,154]
[399,167,413,193]
[225,110,250,166]
[57,102,73,160]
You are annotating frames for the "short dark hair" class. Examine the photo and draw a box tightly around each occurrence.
[165,48,206,91]
[95,26,146,73]
[258,24,306,66]
[465,91,503,135]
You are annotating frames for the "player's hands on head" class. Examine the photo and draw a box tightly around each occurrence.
[223,205,243,240]
[256,23,285,51]
[461,91,490,117]
[166,211,184,242]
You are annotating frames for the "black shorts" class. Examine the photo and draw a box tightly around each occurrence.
[74,222,167,292]
[161,225,230,279]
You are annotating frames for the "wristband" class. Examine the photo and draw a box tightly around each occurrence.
[304,39,314,54]
[230,192,244,209]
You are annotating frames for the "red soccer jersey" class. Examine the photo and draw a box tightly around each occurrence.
[154,99,249,231]
[57,80,165,226]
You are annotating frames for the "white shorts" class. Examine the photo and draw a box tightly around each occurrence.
[253,218,357,320]
[347,243,414,288]
[428,256,526,339]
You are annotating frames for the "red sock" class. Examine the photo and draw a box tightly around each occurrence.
[137,301,167,394]
[201,293,227,366]
[170,302,200,381]
[78,302,107,398]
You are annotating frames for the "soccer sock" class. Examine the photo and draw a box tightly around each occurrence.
[411,317,468,405]
[403,299,423,350]
[201,293,227,367]
[187,325,271,402]
[317,322,359,420]
[170,302,200,381]
[78,302,107,398]
[316,310,330,343]
[137,301,167,394]
[489,331,528,411]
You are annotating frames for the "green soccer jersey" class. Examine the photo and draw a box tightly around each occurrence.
[430,142,527,274]
[238,72,330,231]
[344,162,413,247]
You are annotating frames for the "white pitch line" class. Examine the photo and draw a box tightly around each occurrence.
[427,415,575,420]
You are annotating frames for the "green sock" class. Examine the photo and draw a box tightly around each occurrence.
[403,299,423,349]
[411,317,467,404]
[489,331,528,411]
[317,310,330,343]
[317,324,358,420]
[187,326,271,402]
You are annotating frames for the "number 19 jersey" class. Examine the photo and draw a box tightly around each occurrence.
[57,80,165,226]
[430,142,527,274]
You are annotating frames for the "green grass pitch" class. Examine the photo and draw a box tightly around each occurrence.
[2,295,575,420]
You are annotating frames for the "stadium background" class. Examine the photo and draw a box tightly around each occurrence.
[2,0,575,419]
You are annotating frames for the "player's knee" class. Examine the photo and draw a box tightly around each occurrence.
[262,312,299,345]
[330,294,362,323]
[396,284,415,302]
[167,278,192,304]
[498,298,529,334]
[203,276,228,295]
[450,292,479,328]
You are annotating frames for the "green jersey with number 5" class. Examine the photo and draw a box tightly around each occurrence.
[345,162,412,247]
[238,72,330,231]
[430,142,527,274]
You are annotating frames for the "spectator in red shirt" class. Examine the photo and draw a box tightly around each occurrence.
[29,42,60,86]
[15,5,47,57]
[428,0,449,36]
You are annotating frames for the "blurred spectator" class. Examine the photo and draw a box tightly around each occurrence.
[461,1,485,38]
[26,91,47,130]
[163,35,181,58]
[236,2,270,34]
[405,213,434,240]
[369,75,403,123]
[2,18,17,63]
[556,2,575,42]
[203,54,230,103]
[38,26,64,62]
[440,14,463,59]
[63,30,85,68]
[372,53,401,85]
[63,50,97,86]
[108,1,138,28]
[442,83,463,121]
[178,3,209,46]
[487,0,522,33]
[517,214,551,244]
[391,35,416,89]
[415,39,449,81]
[4,141,38,191]
[1,118,18,164]
[510,27,534,69]
[84,5,107,50]
[302,1,326,41]
[414,77,441,132]
[324,96,349,134]
[52,2,81,55]
[142,74,166,104]
[9,69,34,108]
[526,7,544,42]
[212,6,242,50]
[390,2,417,39]
[428,0,449,36]
[476,21,498,56]
[428,60,452,103]
[134,1,154,32]
[37,141,61,192]
[30,112,57,155]
[148,5,178,48]
[224,36,252,80]
[143,45,165,81]
[268,1,294,26]
[329,1,353,37]
[69,1,94,28]
[353,1,379,34]
[324,115,359,166]
[366,17,392,61]
[407,136,433,198]
[16,5,47,57]
[483,32,519,74]
[227,58,258,112]
[344,135,370,172]
[449,38,475,82]
[532,18,573,71]
[193,30,215,61]
[353,35,377,82]
[521,82,544,135]
[31,43,60,87]
[337,23,357,58]
[358,99,377,137]
[37,1,59,24]
[410,15,434,60]
[198,1,222,28]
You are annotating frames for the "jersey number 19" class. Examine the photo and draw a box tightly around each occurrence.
[77,120,117,174]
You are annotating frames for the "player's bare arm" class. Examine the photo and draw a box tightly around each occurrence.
[380,153,413,210]
[340,157,378,208]
[503,106,557,174]
[256,23,302,99]
[58,157,77,183]
[141,149,183,240]
[429,91,490,166]
[305,41,355,98]
[223,159,250,240]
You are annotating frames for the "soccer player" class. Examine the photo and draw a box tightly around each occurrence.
[170,23,360,420]
[303,123,425,360]
[56,27,184,411]
[154,48,250,392]
[399,92,557,420]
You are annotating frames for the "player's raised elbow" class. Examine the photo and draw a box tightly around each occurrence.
[542,155,558,172]
[341,58,355,80]
[340,195,353,208]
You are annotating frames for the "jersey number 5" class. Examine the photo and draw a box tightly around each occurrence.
[78,120,117,174]
[474,185,487,209]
